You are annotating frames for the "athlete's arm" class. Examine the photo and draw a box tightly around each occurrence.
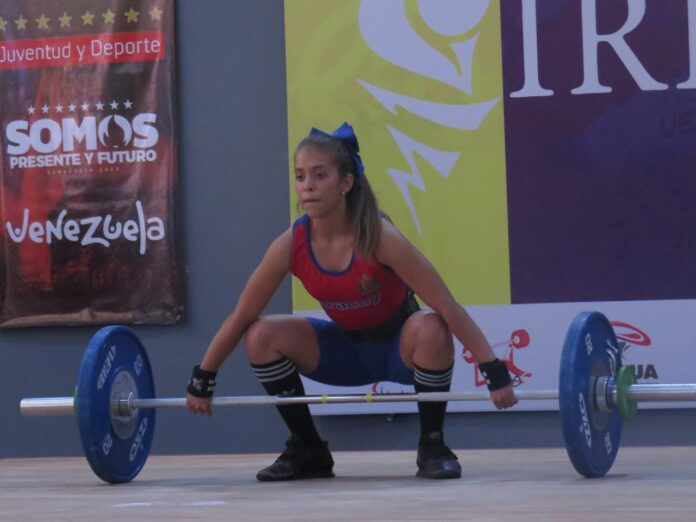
[199,228,293,372]
[375,219,516,409]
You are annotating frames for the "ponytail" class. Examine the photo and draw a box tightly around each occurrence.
[346,174,382,257]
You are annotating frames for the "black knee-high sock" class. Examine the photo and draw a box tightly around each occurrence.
[414,363,453,436]
[251,357,320,443]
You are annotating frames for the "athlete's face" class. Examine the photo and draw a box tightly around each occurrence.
[294,146,353,218]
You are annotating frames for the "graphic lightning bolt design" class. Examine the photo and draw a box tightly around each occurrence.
[386,126,460,235]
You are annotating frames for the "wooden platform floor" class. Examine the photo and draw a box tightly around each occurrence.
[2,447,695,521]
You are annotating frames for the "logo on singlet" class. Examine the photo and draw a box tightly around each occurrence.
[358,274,380,295]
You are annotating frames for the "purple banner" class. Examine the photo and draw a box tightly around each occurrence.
[501,0,696,303]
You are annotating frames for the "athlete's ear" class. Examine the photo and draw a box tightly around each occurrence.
[340,173,355,194]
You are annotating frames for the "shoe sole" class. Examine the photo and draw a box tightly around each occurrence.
[256,469,335,482]
[416,469,462,479]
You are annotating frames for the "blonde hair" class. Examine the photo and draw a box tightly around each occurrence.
[295,135,382,257]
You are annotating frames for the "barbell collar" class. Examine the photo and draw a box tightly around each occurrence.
[594,376,613,412]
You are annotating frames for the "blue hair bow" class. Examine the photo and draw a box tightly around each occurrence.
[309,122,365,178]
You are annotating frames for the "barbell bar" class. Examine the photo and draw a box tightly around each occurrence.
[20,384,696,416]
[17,311,696,484]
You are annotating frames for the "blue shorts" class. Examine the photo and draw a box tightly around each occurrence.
[303,317,415,386]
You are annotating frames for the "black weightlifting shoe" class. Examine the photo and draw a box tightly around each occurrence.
[256,435,335,482]
[416,431,462,479]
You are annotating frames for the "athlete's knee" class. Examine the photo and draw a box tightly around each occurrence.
[411,312,451,348]
[243,318,278,360]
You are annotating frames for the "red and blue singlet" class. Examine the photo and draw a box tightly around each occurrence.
[290,214,408,331]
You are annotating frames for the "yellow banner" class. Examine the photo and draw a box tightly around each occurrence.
[286,0,509,309]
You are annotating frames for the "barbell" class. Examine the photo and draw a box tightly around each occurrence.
[19,311,696,484]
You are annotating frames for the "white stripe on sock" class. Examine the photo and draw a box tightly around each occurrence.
[253,359,297,383]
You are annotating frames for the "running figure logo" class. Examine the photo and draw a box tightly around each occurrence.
[462,329,532,387]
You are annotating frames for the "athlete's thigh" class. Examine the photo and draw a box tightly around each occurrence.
[244,315,320,374]
[301,317,367,386]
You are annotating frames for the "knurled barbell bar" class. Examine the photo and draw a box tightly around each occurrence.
[18,311,696,484]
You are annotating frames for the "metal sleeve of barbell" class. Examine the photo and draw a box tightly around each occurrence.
[623,383,696,402]
[19,398,74,416]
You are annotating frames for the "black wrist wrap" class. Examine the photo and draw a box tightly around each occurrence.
[477,358,512,391]
[187,365,218,398]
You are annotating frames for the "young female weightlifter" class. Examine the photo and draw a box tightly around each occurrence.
[186,123,517,481]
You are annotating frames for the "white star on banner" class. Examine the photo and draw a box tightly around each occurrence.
[110,100,119,110]
[81,102,89,111]
[41,104,50,114]
[68,103,76,112]
[27,106,35,115]
[124,100,133,109]
[96,101,104,110]
[55,104,63,113]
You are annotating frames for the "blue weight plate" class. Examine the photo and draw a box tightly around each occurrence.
[559,311,621,478]
[75,325,156,484]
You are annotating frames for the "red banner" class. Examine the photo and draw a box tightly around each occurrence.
[0,31,165,70]
[0,1,182,327]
